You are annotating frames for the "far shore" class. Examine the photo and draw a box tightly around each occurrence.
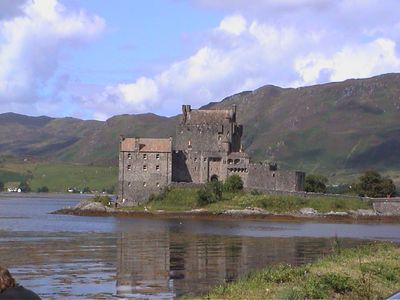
[0,192,93,199]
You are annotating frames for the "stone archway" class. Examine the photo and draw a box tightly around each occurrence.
[210,174,219,182]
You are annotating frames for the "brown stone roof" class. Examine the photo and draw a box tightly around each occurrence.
[120,138,172,153]
[184,109,232,124]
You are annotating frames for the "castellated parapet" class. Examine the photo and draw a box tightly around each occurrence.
[118,105,305,206]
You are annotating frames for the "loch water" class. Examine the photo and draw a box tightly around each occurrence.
[0,195,400,299]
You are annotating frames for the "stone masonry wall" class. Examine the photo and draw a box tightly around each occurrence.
[246,164,305,192]
[120,151,172,206]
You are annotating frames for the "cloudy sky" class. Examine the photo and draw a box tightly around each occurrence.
[1,0,400,120]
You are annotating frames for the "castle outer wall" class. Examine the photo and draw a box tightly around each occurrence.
[119,137,172,206]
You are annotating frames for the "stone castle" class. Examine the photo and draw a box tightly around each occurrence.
[118,105,305,205]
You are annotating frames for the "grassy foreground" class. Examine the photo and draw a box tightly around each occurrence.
[190,242,400,300]
[129,187,371,213]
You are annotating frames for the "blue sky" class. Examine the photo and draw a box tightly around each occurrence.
[1,0,400,120]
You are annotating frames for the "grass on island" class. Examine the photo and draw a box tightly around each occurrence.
[187,242,400,300]
[127,187,371,213]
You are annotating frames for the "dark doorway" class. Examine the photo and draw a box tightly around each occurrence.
[210,174,219,182]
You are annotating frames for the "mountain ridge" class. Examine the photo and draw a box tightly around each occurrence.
[1,73,400,180]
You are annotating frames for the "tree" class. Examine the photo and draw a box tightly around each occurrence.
[305,174,328,193]
[18,181,30,193]
[0,181,3,192]
[224,175,244,192]
[356,171,396,197]
[37,186,49,193]
[196,181,223,206]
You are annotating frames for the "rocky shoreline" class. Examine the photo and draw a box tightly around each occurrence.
[53,200,400,223]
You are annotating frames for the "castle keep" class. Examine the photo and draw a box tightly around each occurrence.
[119,105,305,205]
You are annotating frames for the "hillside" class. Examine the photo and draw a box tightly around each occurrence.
[1,73,400,183]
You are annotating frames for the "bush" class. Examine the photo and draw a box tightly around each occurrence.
[37,186,49,193]
[92,195,112,206]
[18,181,30,193]
[356,170,396,197]
[305,174,328,193]
[196,181,223,206]
[82,186,91,193]
[224,175,244,192]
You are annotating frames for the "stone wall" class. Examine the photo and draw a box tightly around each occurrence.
[119,150,172,206]
[372,199,400,215]
[246,163,305,192]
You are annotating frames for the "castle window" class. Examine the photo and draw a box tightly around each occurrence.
[127,153,132,159]
[143,154,147,160]
[156,165,160,171]
[127,165,131,170]
[128,182,131,187]
[194,157,197,162]
[143,165,147,171]
[218,136,222,141]
[228,159,233,164]
[143,182,147,187]
[156,153,160,160]
[156,182,160,187]
[272,172,276,177]
[203,157,207,162]
[234,159,240,164]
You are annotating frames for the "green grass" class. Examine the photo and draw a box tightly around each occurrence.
[0,161,117,193]
[130,187,371,213]
[191,242,400,300]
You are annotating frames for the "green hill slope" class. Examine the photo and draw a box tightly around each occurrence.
[1,73,399,184]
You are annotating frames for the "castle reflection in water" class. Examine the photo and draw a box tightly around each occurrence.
[115,220,361,298]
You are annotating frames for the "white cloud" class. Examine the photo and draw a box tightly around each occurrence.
[0,0,105,111]
[294,38,400,85]
[218,15,247,35]
[88,3,400,118]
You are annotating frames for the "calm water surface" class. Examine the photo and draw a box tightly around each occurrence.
[0,195,399,299]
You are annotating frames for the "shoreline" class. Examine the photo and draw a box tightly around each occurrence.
[53,206,400,224]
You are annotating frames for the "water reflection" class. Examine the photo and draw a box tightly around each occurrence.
[116,224,362,298]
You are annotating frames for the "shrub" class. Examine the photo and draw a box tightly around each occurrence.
[82,186,91,193]
[224,175,244,192]
[355,170,396,197]
[196,181,223,206]
[305,174,328,193]
[197,186,215,206]
[18,181,30,193]
[92,195,112,206]
[37,186,49,193]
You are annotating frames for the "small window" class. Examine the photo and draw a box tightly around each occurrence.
[272,172,276,177]
[203,157,207,162]
[156,153,160,160]
[156,182,160,187]
[127,165,131,170]
[194,157,197,162]
[143,182,147,187]
[156,165,160,171]
[143,165,147,171]
[218,136,222,141]
[143,154,147,160]
[127,153,132,159]
[128,182,131,187]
